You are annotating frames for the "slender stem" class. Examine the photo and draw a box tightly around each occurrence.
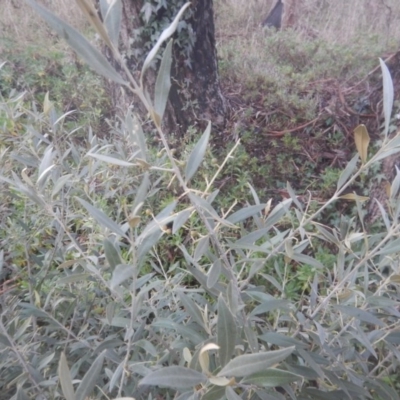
[311,222,400,319]
[0,317,45,396]
[205,140,241,193]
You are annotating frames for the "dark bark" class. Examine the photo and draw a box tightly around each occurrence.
[262,0,283,29]
[106,0,227,136]
[262,0,300,30]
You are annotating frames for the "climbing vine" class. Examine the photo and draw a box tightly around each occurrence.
[130,0,196,67]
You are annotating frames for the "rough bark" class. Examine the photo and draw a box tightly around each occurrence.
[262,0,301,30]
[262,0,283,29]
[105,0,227,136]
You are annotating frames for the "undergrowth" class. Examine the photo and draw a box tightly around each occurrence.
[1,1,400,400]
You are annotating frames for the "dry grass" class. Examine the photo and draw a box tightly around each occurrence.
[300,0,400,44]
[2,0,399,51]
[215,0,400,45]
[214,0,400,99]
[3,0,399,59]
[0,0,89,51]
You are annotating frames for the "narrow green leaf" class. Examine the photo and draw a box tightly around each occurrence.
[225,386,242,400]
[349,330,377,359]
[130,114,148,161]
[264,199,292,228]
[0,173,45,206]
[194,236,209,261]
[217,347,295,377]
[207,189,220,204]
[26,0,127,85]
[227,204,266,224]
[217,295,237,368]
[109,362,123,393]
[367,380,400,400]
[185,121,211,183]
[137,337,163,357]
[241,369,302,387]
[226,281,239,315]
[286,181,303,211]
[375,237,400,255]
[243,322,258,353]
[16,388,30,400]
[337,154,359,190]
[250,299,292,316]
[380,58,394,138]
[56,273,89,285]
[99,0,122,47]
[372,146,400,163]
[188,192,236,228]
[110,264,135,289]
[315,225,339,245]
[373,199,390,231]
[154,39,173,121]
[19,303,49,319]
[296,349,325,379]
[132,172,150,212]
[302,389,345,400]
[172,208,192,234]
[386,332,400,345]
[37,165,55,189]
[179,244,224,297]
[247,182,260,204]
[38,145,54,178]
[335,305,385,327]
[75,351,105,400]
[105,303,116,326]
[139,366,206,388]
[290,253,324,269]
[137,200,177,241]
[52,173,73,198]
[86,152,134,166]
[286,365,319,380]
[0,332,15,346]
[101,316,131,328]
[141,2,191,78]
[207,259,221,289]
[15,317,34,340]
[259,332,307,349]
[16,388,32,400]
[104,239,122,269]
[235,227,271,245]
[137,230,163,262]
[76,197,127,237]
[152,318,205,345]
[390,165,400,198]
[76,0,114,50]
[177,292,206,331]
[58,352,76,400]
[38,352,55,372]
[202,385,226,400]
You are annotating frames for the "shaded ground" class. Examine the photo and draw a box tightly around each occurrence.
[213,49,400,215]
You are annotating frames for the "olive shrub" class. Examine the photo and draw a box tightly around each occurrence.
[1,1,400,399]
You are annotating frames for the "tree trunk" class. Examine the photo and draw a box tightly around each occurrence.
[262,0,301,30]
[107,0,227,136]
